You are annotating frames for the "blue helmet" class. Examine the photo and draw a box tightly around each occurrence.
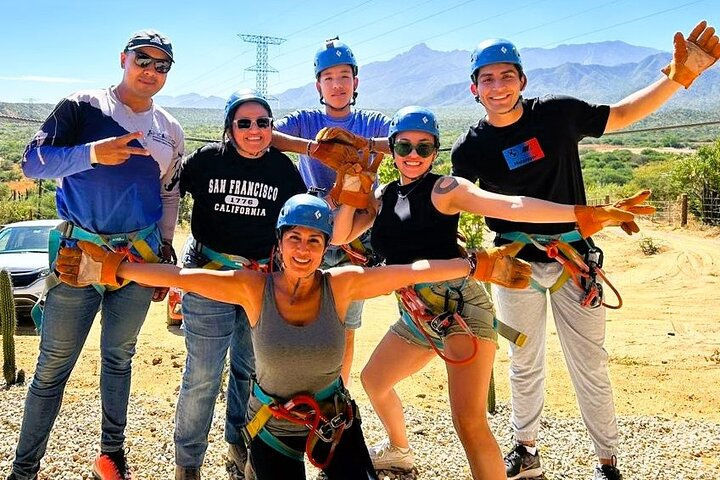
[224,89,272,131]
[470,38,522,81]
[313,37,358,78]
[276,194,333,238]
[388,106,440,144]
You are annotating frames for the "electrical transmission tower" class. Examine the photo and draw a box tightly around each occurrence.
[238,34,286,97]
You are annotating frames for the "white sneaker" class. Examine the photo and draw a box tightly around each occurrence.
[368,438,415,472]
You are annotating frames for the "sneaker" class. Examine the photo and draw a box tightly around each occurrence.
[594,463,623,480]
[92,450,134,480]
[368,438,415,472]
[227,443,247,479]
[175,466,201,480]
[7,474,37,480]
[504,443,542,479]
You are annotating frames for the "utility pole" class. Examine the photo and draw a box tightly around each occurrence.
[237,34,286,98]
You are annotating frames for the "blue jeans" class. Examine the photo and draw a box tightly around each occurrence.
[174,292,255,468]
[11,282,153,479]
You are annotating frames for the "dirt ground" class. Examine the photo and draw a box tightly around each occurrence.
[9,219,720,426]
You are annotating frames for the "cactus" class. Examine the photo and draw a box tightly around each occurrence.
[1,268,24,386]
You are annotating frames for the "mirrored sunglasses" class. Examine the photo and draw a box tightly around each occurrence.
[394,141,436,158]
[132,51,172,73]
[234,117,273,129]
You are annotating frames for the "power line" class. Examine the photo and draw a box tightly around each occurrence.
[2,113,719,151]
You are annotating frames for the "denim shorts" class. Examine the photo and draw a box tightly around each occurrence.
[390,278,498,349]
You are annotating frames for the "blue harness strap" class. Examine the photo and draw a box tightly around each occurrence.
[192,240,270,271]
[31,221,160,330]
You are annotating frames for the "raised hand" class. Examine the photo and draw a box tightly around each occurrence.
[472,242,532,289]
[663,20,720,88]
[92,131,150,165]
[55,240,127,287]
[574,190,655,237]
[328,152,385,209]
[311,127,372,170]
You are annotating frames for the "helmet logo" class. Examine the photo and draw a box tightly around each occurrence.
[422,116,429,124]
[500,46,508,54]
[314,210,322,219]
[336,50,343,57]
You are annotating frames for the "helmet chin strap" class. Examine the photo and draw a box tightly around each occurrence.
[319,91,358,111]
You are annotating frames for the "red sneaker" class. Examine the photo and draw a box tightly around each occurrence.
[92,450,135,480]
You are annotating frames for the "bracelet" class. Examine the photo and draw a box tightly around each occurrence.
[305,141,313,157]
[464,251,477,277]
[368,138,376,153]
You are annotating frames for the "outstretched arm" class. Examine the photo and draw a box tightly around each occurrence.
[605,78,680,133]
[56,241,258,308]
[330,243,531,302]
[432,175,578,222]
[606,20,720,133]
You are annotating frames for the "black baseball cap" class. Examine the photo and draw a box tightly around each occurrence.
[124,29,174,62]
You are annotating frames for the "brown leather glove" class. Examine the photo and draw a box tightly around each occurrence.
[311,127,372,170]
[328,153,385,209]
[472,242,532,289]
[575,190,656,237]
[55,240,126,287]
[662,20,720,88]
[152,240,177,302]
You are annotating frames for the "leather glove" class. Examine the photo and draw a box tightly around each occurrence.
[328,153,385,209]
[575,190,655,237]
[55,240,126,287]
[472,242,532,289]
[662,20,720,88]
[152,240,177,302]
[311,127,372,170]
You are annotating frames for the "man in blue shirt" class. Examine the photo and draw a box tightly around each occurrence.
[7,29,184,480]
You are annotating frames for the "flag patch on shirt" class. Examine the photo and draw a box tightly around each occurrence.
[502,138,545,170]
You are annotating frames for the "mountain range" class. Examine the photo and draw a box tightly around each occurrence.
[154,41,720,111]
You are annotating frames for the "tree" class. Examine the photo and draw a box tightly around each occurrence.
[671,140,720,225]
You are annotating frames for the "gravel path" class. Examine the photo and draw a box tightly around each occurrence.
[1,383,719,479]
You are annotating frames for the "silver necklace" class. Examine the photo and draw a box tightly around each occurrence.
[394,174,428,221]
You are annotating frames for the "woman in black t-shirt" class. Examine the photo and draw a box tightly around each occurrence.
[172,90,306,478]
[331,106,635,479]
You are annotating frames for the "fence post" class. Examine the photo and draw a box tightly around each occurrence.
[681,194,688,227]
[604,195,610,204]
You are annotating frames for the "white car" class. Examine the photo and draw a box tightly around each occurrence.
[0,219,62,317]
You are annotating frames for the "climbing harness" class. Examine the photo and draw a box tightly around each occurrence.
[339,237,383,267]
[498,231,622,309]
[190,239,271,272]
[31,221,164,329]
[396,285,478,365]
[242,378,354,470]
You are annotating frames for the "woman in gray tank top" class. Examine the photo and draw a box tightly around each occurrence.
[55,193,534,480]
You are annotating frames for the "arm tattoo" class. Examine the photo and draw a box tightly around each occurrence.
[433,177,460,195]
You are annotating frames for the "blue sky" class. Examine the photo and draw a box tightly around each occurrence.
[0,0,715,104]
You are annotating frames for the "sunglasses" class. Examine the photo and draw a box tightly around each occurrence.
[131,51,172,73]
[234,117,273,129]
[393,141,436,158]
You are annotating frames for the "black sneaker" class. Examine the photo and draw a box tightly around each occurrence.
[504,443,542,480]
[594,463,622,480]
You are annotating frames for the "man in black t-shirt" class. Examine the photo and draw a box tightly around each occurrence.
[172,90,305,480]
[452,22,719,480]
